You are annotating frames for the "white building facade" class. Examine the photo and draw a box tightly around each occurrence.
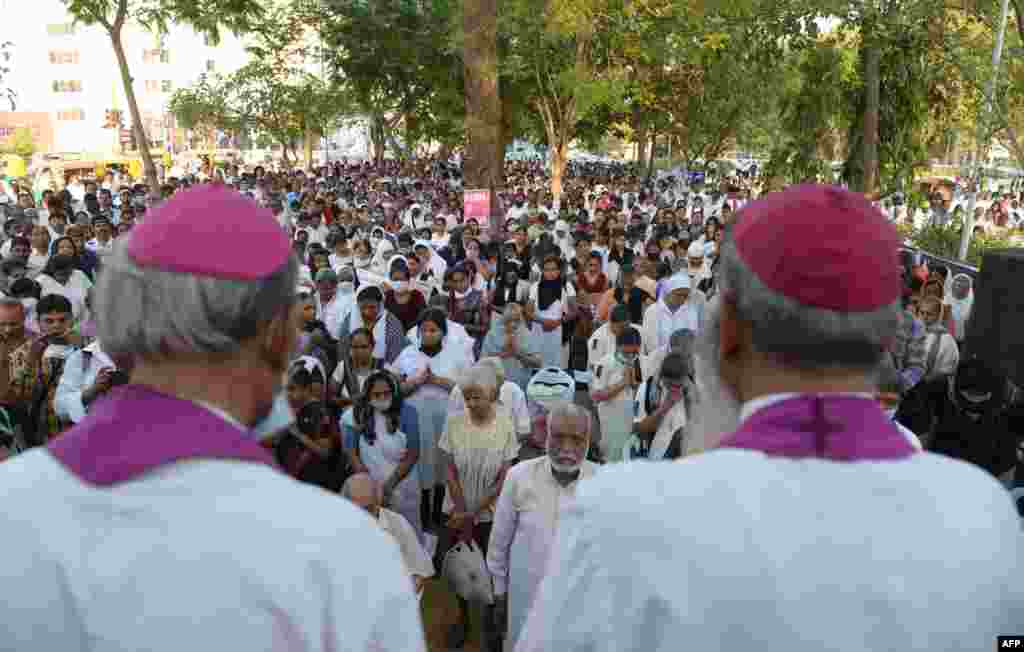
[0,0,249,153]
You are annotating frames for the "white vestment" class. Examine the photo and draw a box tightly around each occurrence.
[487,457,597,651]
[515,422,1024,651]
[0,450,426,652]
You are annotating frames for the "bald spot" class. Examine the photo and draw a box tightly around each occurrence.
[342,472,381,511]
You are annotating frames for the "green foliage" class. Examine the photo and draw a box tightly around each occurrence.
[314,0,459,157]
[62,0,263,43]
[1,128,38,159]
[906,218,1015,266]
[170,3,351,164]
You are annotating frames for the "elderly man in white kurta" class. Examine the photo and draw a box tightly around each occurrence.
[0,186,426,652]
[515,185,1023,652]
[487,402,597,650]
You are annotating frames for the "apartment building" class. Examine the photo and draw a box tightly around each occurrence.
[1,0,248,153]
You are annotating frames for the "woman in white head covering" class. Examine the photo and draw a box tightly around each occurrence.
[947,273,974,343]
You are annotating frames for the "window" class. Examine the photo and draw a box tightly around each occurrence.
[51,80,82,93]
[205,59,215,72]
[57,108,85,121]
[143,48,171,64]
[48,50,80,65]
[46,23,75,36]
[161,80,172,93]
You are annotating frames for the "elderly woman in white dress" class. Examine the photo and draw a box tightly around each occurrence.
[437,363,520,649]
[528,254,575,368]
[392,307,474,533]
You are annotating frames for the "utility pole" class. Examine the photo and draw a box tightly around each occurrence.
[959,0,1011,260]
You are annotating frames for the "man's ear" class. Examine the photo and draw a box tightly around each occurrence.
[719,298,741,362]
[262,307,298,373]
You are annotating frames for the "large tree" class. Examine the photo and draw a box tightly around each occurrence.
[62,0,264,190]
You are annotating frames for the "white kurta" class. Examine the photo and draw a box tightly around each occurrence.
[0,449,426,652]
[487,457,597,651]
[379,507,435,579]
[642,298,700,355]
[515,452,1024,652]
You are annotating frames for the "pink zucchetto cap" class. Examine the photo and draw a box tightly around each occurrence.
[732,184,902,313]
[126,184,291,280]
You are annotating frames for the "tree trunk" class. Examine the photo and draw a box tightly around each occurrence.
[550,141,568,200]
[303,120,314,170]
[647,132,657,179]
[861,31,881,196]
[109,17,158,191]
[637,127,648,166]
[463,0,504,234]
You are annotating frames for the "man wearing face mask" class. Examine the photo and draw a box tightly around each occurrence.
[486,402,596,651]
[0,186,426,652]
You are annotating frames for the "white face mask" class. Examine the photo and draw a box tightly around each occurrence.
[370,398,392,412]
[355,256,372,268]
[392,280,409,292]
[452,289,468,300]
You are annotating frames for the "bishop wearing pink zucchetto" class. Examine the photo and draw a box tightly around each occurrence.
[0,185,426,652]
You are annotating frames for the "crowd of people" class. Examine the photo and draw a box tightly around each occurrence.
[0,156,1020,651]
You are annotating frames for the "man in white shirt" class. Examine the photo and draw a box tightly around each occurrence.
[487,402,597,651]
[344,473,434,595]
[54,340,121,424]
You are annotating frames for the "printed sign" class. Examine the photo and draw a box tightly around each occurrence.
[463,189,490,228]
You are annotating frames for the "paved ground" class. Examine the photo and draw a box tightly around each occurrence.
[421,576,487,652]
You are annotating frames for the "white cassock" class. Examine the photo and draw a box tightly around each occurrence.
[487,457,598,651]
[0,384,426,652]
[515,394,1024,652]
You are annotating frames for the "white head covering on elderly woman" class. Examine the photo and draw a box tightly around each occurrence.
[0,185,426,652]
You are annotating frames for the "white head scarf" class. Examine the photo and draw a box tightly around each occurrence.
[947,273,974,341]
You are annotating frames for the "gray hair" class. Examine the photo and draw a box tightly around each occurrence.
[718,235,899,372]
[546,401,592,438]
[478,356,506,387]
[458,362,498,397]
[95,238,299,358]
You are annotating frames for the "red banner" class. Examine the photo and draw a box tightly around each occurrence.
[463,189,490,228]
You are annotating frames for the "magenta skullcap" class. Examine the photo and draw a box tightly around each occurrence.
[127,184,290,280]
[732,184,901,312]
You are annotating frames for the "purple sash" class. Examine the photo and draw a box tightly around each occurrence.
[48,384,275,486]
[719,395,917,461]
